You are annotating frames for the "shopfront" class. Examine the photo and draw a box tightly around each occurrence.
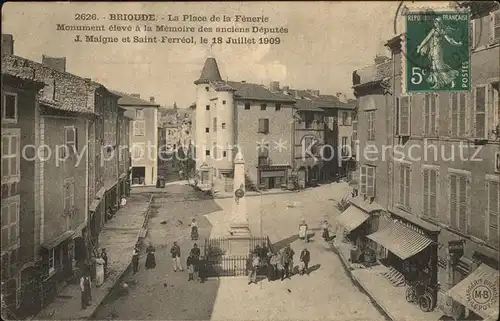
[366,213,440,308]
[258,165,289,189]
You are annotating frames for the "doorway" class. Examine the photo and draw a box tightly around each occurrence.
[131,167,146,185]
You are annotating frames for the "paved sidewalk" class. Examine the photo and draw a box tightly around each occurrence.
[35,194,152,320]
[332,242,444,321]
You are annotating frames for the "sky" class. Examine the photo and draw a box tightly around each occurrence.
[1,1,451,108]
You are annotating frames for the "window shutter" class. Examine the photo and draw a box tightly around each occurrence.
[395,98,400,135]
[360,166,367,195]
[488,181,499,245]
[367,166,375,198]
[458,93,467,137]
[430,94,437,135]
[430,170,437,218]
[213,117,217,132]
[74,127,78,152]
[474,86,488,138]
[405,166,411,208]
[399,165,405,205]
[450,93,458,136]
[399,97,410,136]
[264,119,269,133]
[424,95,430,135]
[450,174,457,228]
[423,169,429,216]
[458,176,468,232]
[258,119,265,133]
[492,11,500,43]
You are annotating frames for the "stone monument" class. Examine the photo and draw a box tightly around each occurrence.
[227,151,252,256]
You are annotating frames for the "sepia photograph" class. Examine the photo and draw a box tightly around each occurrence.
[0,1,499,321]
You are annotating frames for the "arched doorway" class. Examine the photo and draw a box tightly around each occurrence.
[297,166,306,188]
[310,165,319,186]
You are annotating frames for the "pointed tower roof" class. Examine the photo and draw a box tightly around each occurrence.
[194,57,222,85]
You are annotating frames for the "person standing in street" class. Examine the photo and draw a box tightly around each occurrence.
[268,252,278,281]
[145,243,156,269]
[299,248,310,275]
[101,248,108,277]
[95,254,105,287]
[189,243,201,259]
[187,253,195,281]
[132,246,140,275]
[170,241,183,272]
[281,245,294,280]
[247,252,260,285]
[80,273,91,309]
[198,255,207,283]
[322,219,330,242]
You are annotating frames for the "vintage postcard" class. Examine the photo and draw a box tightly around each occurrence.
[1,1,499,321]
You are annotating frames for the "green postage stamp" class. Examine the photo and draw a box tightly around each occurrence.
[405,10,470,93]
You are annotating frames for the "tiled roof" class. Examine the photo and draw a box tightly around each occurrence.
[287,89,356,110]
[194,57,222,85]
[294,99,324,112]
[354,60,392,86]
[110,90,160,107]
[39,98,97,115]
[1,70,45,87]
[226,81,296,103]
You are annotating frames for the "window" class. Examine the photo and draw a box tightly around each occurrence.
[68,239,75,265]
[258,143,269,166]
[221,122,226,129]
[341,136,349,156]
[397,96,411,136]
[260,103,267,111]
[275,103,282,111]
[360,165,376,198]
[449,92,467,137]
[2,92,17,123]
[135,109,144,119]
[213,117,217,132]
[305,113,314,128]
[205,150,210,156]
[222,151,227,158]
[222,100,226,105]
[244,103,251,110]
[2,130,20,183]
[352,121,358,151]
[422,168,439,219]
[491,10,500,43]
[63,178,75,215]
[424,93,438,136]
[205,127,209,133]
[303,136,318,156]
[64,126,78,153]
[1,196,19,251]
[133,120,145,136]
[341,112,349,126]
[398,163,411,210]
[205,105,210,111]
[473,85,489,139]
[48,248,55,274]
[486,179,499,246]
[449,172,469,233]
[258,118,269,133]
[367,111,375,140]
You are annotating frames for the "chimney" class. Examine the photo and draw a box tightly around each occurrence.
[131,93,140,98]
[241,80,246,83]
[269,81,280,92]
[374,55,390,65]
[42,55,66,72]
[336,92,348,103]
[282,86,290,91]
[308,89,320,97]
[2,34,14,55]
[150,96,155,103]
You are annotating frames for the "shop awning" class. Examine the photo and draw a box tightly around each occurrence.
[448,264,499,320]
[96,187,106,200]
[42,230,75,249]
[335,205,370,232]
[89,199,101,212]
[366,221,432,260]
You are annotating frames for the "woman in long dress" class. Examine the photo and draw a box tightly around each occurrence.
[416,17,463,89]
[298,219,308,242]
[95,254,105,287]
[145,244,156,269]
[190,218,199,240]
[322,220,330,241]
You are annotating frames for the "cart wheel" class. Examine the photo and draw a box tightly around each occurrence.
[405,286,416,303]
[419,293,432,312]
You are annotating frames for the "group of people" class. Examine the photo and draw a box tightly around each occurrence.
[80,248,108,309]
[171,241,207,282]
[247,243,312,285]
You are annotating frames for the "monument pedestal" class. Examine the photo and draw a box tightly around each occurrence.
[228,222,251,256]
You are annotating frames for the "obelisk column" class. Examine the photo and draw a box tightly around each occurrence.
[227,151,251,256]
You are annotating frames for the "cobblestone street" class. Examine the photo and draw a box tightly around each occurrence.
[93,183,386,320]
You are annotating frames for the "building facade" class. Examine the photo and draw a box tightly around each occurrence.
[344,3,499,320]
[114,92,159,186]
[1,70,45,317]
[193,58,296,191]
